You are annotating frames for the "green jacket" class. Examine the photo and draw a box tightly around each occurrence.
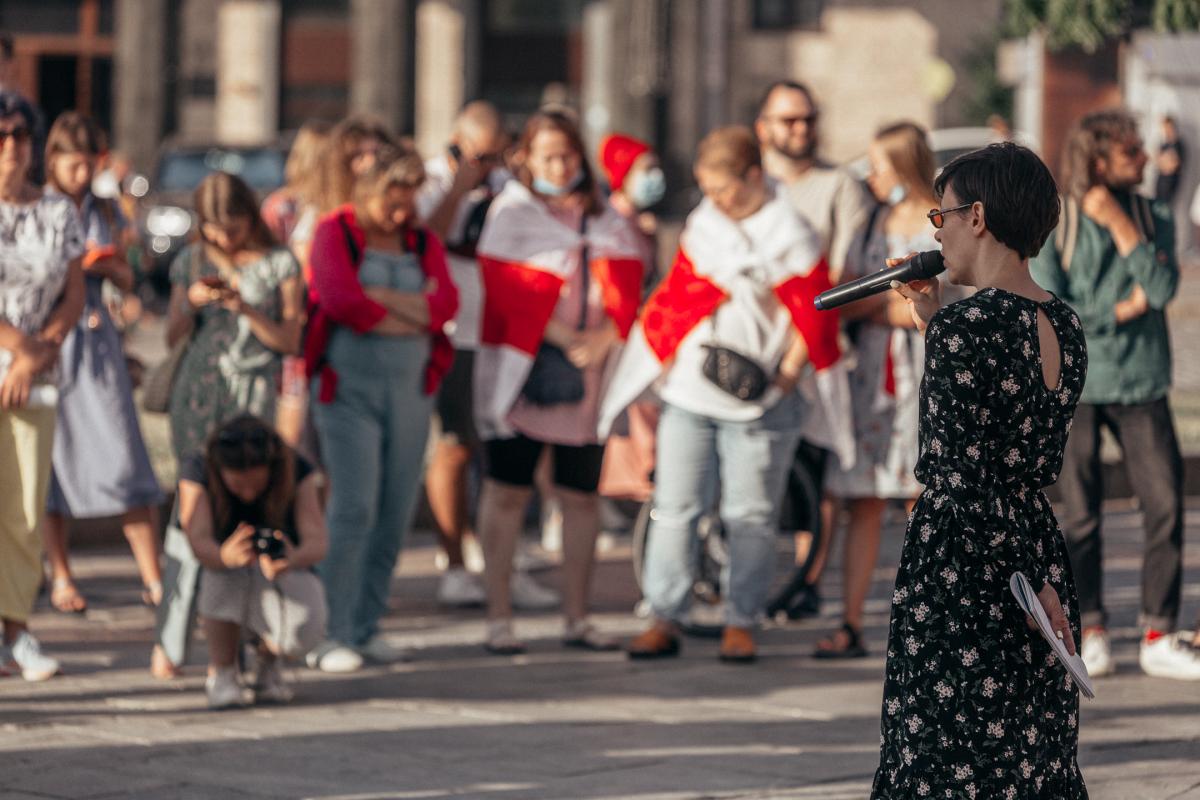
[1030,191,1178,405]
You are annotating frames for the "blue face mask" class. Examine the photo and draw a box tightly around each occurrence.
[533,171,584,197]
[626,167,666,209]
[886,183,908,206]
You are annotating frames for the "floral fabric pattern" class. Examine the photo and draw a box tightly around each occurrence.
[167,243,300,460]
[0,194,85,386]
[872,288,1089,799]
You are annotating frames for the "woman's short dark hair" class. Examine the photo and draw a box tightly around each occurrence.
[934,142,1060,260]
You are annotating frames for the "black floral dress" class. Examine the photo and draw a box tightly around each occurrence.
[872,288,1089,800]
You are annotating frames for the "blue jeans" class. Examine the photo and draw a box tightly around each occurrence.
[312,366,432,648]
[642,396,803,628]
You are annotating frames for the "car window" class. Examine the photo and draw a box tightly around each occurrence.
[156,148,287,193]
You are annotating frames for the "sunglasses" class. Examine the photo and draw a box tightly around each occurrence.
[927,202,973,229]
[766,113,819,128]
[0,126,32,146]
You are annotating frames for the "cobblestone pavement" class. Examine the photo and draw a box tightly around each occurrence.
[3,501,1199,800]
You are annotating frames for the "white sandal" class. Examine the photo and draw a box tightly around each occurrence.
[563,619,619,651]
[484,619,525,655]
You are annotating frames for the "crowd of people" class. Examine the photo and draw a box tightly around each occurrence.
[2,63,1199,757]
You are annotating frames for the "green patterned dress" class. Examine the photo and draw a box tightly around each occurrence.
[167,243,300,460]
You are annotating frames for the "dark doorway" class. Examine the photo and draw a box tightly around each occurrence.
[38,55,78,124]
[91,57,113,133]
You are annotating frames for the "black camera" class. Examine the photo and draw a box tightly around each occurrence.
[253,528,287,560]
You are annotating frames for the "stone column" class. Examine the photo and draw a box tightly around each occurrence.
[350,0,411,134]
[114,0,168,172]
[580,0,615,157]
[414,0,478,157]
[215,0,282,145]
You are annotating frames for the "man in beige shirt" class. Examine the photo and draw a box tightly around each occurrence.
[755,80,872,623]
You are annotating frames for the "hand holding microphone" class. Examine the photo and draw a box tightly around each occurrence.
[814,249,944,333]
[887,251,942,333]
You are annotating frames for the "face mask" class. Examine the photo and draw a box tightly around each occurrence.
[886,183,907,206]
[532,171,584,198]
[627,167,666,209]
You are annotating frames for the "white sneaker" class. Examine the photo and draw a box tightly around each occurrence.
[1081,628,1116,677]
[8,632,60,682]
[205,667,248,710]
[1140,632,1200,681]
[437,567,486,607]
[358,634,411,664]
[304,641,363,673]
[514,542,555,572]
[511,571,560,610]
[541,499,563,553]
[463,536,486,574]
[253,656,294,704]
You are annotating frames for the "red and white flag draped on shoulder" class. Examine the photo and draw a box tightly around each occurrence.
[598,192,855,466]
[473,181,644,439]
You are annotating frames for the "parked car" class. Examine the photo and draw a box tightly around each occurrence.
[138,140,290,301]
[846,126,1037,180]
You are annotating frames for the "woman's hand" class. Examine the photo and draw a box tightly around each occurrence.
[566,325,617,368]
[218,524,257,570]
[1027,581,1077,657]
[187,280,228,310]
[258,534,292,582]
[220,289,249,316]
[888,252,942,333]
[0,337,57,410]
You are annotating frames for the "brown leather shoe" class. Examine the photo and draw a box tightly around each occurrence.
[626,622,681,660]
[718,626,757,663]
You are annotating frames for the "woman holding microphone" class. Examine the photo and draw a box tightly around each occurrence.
[872,143,1088,798]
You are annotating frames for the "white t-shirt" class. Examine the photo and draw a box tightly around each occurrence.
[416,156,511,350]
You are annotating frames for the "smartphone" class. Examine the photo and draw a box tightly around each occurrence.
[199,275,228,290]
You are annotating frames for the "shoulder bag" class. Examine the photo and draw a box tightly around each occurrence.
[519,215,589,406]
[142,245,203,413]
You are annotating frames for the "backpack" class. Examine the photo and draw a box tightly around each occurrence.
[1055,193,1156,270]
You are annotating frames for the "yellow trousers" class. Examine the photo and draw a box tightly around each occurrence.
[0,407,56,623]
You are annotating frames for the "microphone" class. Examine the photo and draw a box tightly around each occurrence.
[814,250,945,310]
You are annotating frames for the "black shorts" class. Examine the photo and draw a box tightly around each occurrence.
[485,434,605,494]
[777,439,829,534]
[435,349,479,448]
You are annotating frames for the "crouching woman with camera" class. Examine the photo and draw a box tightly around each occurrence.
[178,415,328,709]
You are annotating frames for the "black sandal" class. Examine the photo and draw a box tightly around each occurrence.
[813,622,867,659]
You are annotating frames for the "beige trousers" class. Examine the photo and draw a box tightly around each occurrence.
[0,407,56,622]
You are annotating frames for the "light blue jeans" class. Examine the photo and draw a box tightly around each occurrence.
[312,366,432,648]
[642,395,803,628]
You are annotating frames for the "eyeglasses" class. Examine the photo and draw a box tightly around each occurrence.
[927,202,973,229]
[766,113,818,128]
[0,126,31,146]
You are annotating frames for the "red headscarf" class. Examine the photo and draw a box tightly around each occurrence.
[599,133,651,192]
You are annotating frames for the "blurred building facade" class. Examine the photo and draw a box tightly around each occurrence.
[3,0,1006,176]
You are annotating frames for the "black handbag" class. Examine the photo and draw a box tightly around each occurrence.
[520,216,589,406]
[701,343,770,402]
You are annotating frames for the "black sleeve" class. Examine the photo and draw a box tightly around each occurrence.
[178,452,209,486]
[294,453,315,485]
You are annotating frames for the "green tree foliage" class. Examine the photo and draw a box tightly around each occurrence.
[1006,0,1199,52]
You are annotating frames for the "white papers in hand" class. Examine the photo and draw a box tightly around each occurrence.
[1010,572,1095,699]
